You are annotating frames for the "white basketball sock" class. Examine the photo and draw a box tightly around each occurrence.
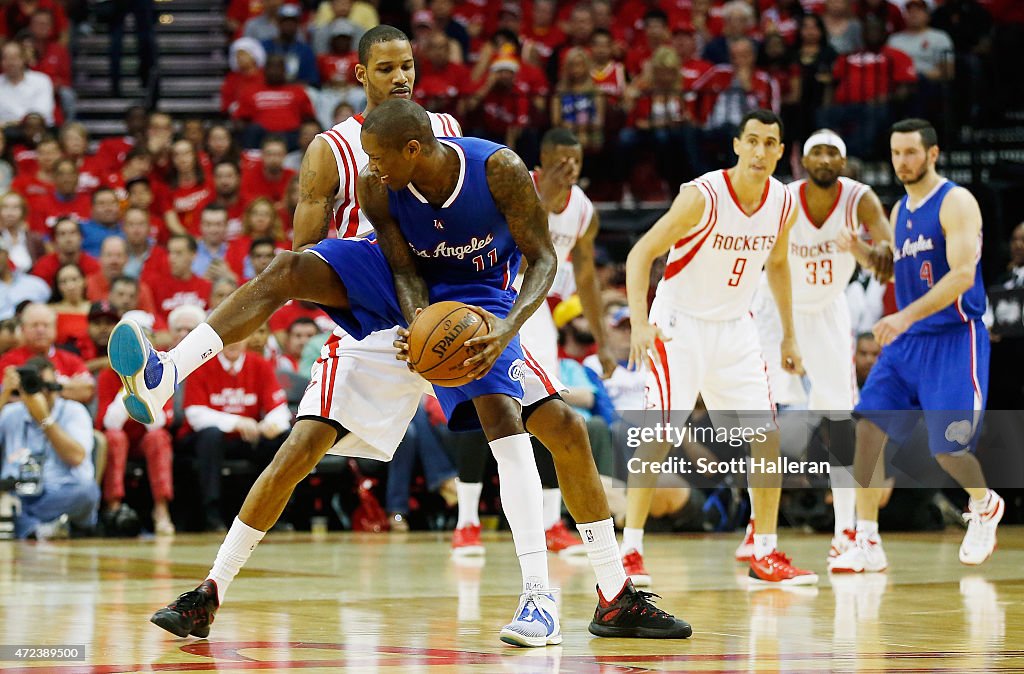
[578,518,628,598]
[207,517,265,604]
[748,487,756,520]
[856,519,879,540]
[456,481,482,528]
[831,482,857,537]
[490,433,548,592]
[753,533,777,560]
[168,323,224,382]
[542,488,562,530]
[620,527,645,556]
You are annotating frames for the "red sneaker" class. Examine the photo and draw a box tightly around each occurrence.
[749,550,818,585]
[451,524,485,557]
[735,519,755,562]
[545,520,586,556]
[622,549,652,587]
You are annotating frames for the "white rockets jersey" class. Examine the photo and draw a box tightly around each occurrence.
[316,111,462,238]
[529,173,595,272]
[786,177,868,311]
[654,169,794,321]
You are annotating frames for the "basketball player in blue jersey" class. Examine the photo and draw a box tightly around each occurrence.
[831,119,1003,574]
[114,26,684,646]
[349,98,689,643]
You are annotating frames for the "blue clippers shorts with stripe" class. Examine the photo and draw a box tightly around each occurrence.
[854,320,989,454]
[307,236,529,431]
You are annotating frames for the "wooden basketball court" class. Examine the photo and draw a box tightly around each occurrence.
[1,527,1021,672]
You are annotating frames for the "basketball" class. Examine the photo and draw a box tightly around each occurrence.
[406,301,490,387]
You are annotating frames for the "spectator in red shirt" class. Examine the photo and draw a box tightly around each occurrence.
[30,216,99,285]
[464,52,534,163]
[760,0,806,46]
[591,0,629,60]
[226,198,286,280]
[240,136,295,209]
[545,3,595,83]
[413,29,469,119]
[625,9,673,77]
[824,16,917,158]
[123,206,169,284]
[316,19,359,85]
[0,302,94,403]
[86,236,158,316]
[590,29,628,104]
[200,161,246,239]
[24,9,72,117]
[49,262,91,357]
[97,358,176,536]
[859,0,905,37]
[182,336,291,530]
[79,300,119,372]
[223,37,266,117]
[0,0,68,44]
[167,139,213,237]
[692,37,780,133]
[621,46,701,192]
[97,105,148,171]
[125,177,174,246]
[59,123,106,194]
[277,316,318,373]
[247,238,278,281]
[151,235,213,325]
[10,134,60,201]
[234,54,316,150]
[26,158,92,234]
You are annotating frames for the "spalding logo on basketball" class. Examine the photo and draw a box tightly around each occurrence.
[407,301,490,387]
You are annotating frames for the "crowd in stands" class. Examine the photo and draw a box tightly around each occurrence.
[0,0,1022,539]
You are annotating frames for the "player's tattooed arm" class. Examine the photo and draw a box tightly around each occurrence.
[624,185,704,369]
[486,148,557,331]
[292,138,341,251]
[356,169,429,323]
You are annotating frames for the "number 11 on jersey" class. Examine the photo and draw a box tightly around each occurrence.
[473,248,498,271]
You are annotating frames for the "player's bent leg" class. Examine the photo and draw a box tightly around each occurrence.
[932,450,1004,566]
[113,252,350,425]
[471,394,560,647]
[150,419,340,639]
[526,399,690,640]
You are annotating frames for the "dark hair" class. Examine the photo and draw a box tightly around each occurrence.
[856,331,877,345]
[52,216,80,235]
[591,27,612,42]
[91,187,117,204]
[890,118,938,150]
[24,355,54,377]
[125,145,151,162]
[541,127,581,149]
[125,177,152,194]
[168,233,198,253]
[0,317,17,332]
[201,203,228,219]
[288,317,318,333]
[213,160,240,174]
[643,9,669,24]
[49,262,84,303]
[249,237,277,255]
[262,134,288,151]
[795,12,827,51]
[492,29,521,51]
[736,109,784,139]
[362,98,433,151]
[358,24,410,64]
[110,275,139,289]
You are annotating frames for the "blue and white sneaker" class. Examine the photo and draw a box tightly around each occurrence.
[499,590,561,647]
[108,319,177,425]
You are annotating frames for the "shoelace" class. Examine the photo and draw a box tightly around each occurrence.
[172,590,210,613]
[630,589,672,619]
[962,511,994,546]
[768,550,793,566]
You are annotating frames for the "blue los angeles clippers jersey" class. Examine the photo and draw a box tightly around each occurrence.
[893,180,986,334]
[387,137,521,316]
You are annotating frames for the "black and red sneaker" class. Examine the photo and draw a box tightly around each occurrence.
[150,579,219,638]
[588,579,692,639]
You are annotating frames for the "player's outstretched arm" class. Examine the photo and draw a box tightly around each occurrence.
[765,204,804,375]
[356,169,430,323]
[573,210,616,378]
[487,148,557,332]
[460,149,557,380]
[875,187,982,345]
[624,185,704,370]
[292,138,341,251]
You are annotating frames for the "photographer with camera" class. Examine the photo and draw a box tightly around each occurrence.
[0,357,99,539]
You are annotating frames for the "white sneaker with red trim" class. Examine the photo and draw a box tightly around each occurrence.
[959,491,1004,566]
